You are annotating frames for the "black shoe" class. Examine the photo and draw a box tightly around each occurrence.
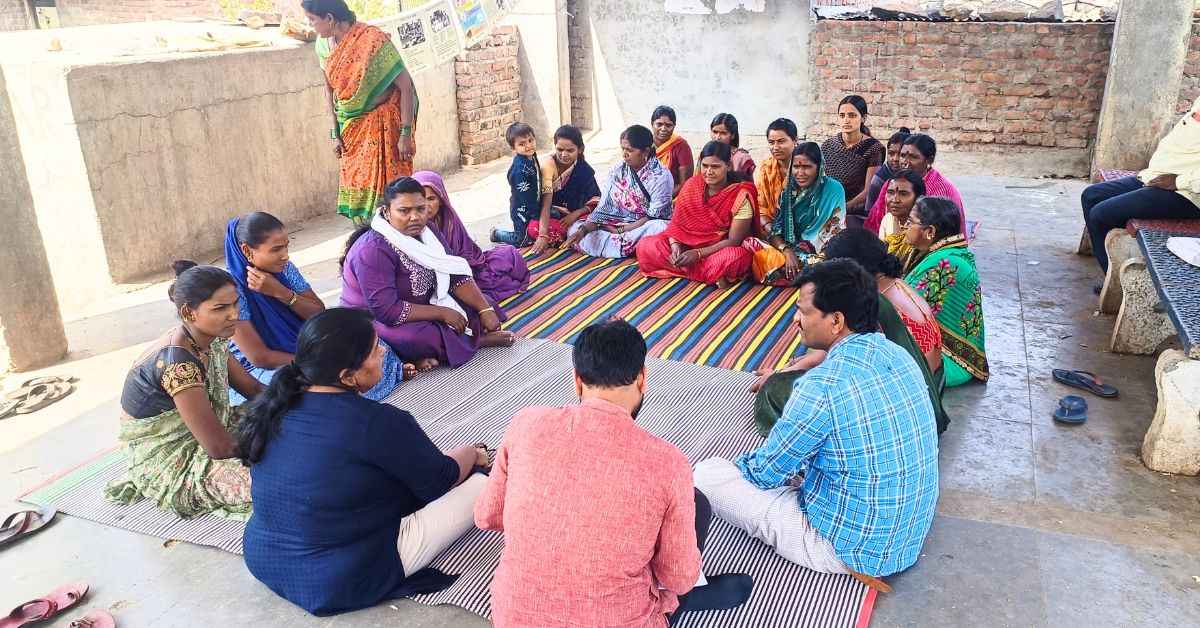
[674,573,754,616]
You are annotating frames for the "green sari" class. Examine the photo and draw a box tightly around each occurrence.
[105,338,252,521]
[905,235,989,387]
[754,298,949,436]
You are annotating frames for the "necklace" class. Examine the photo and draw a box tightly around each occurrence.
[180,325,209,360]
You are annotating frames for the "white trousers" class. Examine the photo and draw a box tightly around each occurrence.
[693,457,849,574]
[397,473,488,573]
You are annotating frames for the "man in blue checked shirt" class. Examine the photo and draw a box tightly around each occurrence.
[694,259,938,587]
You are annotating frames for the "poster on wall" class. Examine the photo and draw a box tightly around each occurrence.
[375,0,518,75]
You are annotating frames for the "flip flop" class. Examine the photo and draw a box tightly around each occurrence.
[1051,369,1118,399]
[0,399,18,420]
[13,382,74,415]
[1053,395,1088,425]
[0,505,57,549]
[0,582,89,628]
[70,609,115,628]
[4,376,77,401]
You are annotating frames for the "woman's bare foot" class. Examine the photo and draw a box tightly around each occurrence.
[479,331,516,348]
[402,363,419,379]
[414,358,439,372]
[717,277,736,290]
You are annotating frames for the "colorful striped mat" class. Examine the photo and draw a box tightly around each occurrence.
[500,249,804,372]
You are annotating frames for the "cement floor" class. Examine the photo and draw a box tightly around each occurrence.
[3,158,1199,627]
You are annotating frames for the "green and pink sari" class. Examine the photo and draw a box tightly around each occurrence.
[905,234,990,387]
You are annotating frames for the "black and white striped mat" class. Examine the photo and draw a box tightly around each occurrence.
[23,339,872,628]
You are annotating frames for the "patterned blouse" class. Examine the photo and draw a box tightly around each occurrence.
[120,345,207,419]
[821,135,884,210]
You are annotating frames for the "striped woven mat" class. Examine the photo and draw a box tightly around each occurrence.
[22,340,873,628]
[500,249,804,373]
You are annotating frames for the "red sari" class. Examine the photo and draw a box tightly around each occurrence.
[636,176,757,284]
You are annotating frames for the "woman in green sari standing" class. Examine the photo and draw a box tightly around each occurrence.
[904,196,990,387]
[306,0,419,225]
[106,262,263,519]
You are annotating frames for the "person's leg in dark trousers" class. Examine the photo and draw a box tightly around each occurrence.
[669,490,751,625]
[1082,176,1200,271]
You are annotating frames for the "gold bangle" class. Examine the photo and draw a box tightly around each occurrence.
[479,307,495,316]
[286,291,298,306]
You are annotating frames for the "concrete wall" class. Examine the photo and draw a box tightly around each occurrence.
[0,20,461,316]
[57,0,220,26]
[569,0,812,140]
[0,65,68,371]
[503,0,570,144]
[0,0,34,31]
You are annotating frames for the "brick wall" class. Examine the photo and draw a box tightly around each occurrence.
[808,20,1114,153]
[0,0,34,31]
[57,0,220,26]
[1181,21,1200,114]
[455,25,521,166]
[567,0,592,130]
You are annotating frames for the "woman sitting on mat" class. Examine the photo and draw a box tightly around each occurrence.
[710,113,755,178]
[651,105,693,197]
[106,262,258,520]
[636,141,756,287]
[341,177,515,371]
[876,169,926,273]
[240,307,491,616]
[755,118,799,237]
[752,228,948,436]
[561,124,673,258]
[225,211,408,404]
[904,196,989,387]
[864,127,911,211]
[413,171,530,302]
[525,125,602,246]
[864,133,965,235]
[749,141,846,286]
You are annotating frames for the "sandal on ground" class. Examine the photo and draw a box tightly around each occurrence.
[0,399,18,421]
[12,381,74,415]
[0,582,89,628]
[4,376,77,401]
[1051,369,1118,398]
[0,506,57,549]
[850,570,893,593]
[70,609,115,628]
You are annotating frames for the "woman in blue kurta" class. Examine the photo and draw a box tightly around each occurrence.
[225,212,408,403]
[238,307,491,616]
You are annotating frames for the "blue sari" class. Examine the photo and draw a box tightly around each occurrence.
[223,218,404,403]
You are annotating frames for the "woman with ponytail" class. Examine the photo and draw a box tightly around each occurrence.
[821,95,884,223]
[240,307,491,616]
[105,261,260,520]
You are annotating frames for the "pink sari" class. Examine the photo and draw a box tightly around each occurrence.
[865,168,966,235]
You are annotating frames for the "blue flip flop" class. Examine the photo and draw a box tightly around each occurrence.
[1052,369,1118,398]
[1053,395,1088,425]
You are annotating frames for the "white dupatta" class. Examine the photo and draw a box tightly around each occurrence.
[371,213,473,326]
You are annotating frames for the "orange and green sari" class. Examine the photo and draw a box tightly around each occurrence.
[317,22,418,223]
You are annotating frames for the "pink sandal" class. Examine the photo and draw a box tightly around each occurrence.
[0,582,89,628]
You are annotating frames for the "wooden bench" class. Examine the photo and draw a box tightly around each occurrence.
[1122,229,1200,475]
[1076,169,1136,256]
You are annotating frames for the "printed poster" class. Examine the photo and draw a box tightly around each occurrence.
[427,0,462,64]
[454,0,490,46]
[376,0,518,75]
[393,9,434,74]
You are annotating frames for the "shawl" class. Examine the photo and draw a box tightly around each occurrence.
[655,133,685,171]
[905,235,989,382]
[865,168,966,234]
[772,159,847,249]
[665,175,757,248]
[411,170,486,267]
[370,213,471,321]
[589,158,673,225]
[754,156,788,229]
[545,156,601,211]
[316,22,406,129]
[224,218,303,355]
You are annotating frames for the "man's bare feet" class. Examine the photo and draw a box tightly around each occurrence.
[479,331,516,348]
[414,358,439,372]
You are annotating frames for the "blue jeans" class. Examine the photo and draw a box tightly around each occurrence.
[492,203,533,246]
[1081,176,1199,271]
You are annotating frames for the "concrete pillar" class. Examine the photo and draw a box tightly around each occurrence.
[1092,0,1194,172]
[0,66,68,372]
[504,0,571,144]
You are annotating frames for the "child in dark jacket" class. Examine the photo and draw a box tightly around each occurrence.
[490,122,540,248]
